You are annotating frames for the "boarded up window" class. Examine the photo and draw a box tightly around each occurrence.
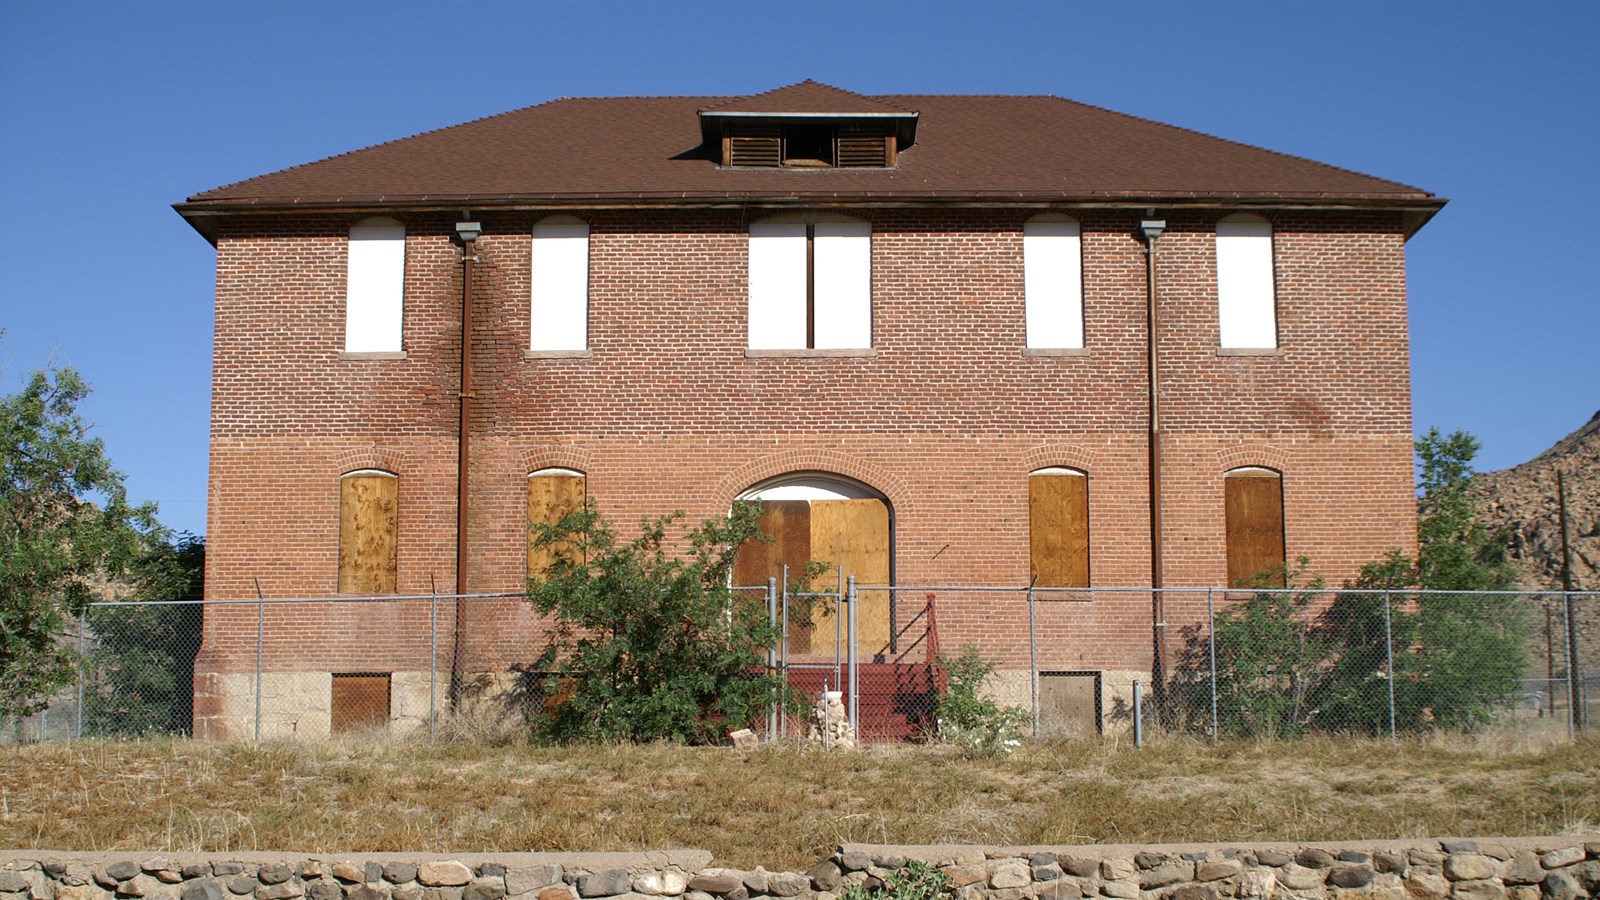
[331,672,390,732]
[345,217,405,352]
[732,488,891,657]
[1216,214,1278,349]
[530,216,589,352]
[338,470,398,594]
[1024,216,1085,350]
[1225,467,1286,587]
[748,217,871,350]
[529,469,586,578]
[1030,468,1089,589]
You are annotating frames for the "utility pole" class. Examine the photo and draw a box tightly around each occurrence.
[1558,469,1582,731]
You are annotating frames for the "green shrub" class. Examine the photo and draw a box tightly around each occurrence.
[839,861,950,900]
[527,500,792,744]
[932,645,1029,755]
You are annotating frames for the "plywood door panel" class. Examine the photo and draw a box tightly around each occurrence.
[529,474,586,578]
[339,473,397,594]
[1225,471,1286,588]
[1030,473,1089,588]
[810,499,891,658]
[331,673,390,732]
[1038,673,1099,737]
[733,500,814,652]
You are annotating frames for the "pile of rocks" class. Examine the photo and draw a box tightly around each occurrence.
[806,692,855,749]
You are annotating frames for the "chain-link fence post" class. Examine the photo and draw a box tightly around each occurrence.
[847,575,858,738]
[1385,589,1396,742]
[1207,588,1218,741]
[1561,594,1575,740]
[1028,582,1039,738]
[767,576,778,743]
[76,609,86,739]
[430,585,439,745]
[253,579,264,741]
[1132,679,1143,748]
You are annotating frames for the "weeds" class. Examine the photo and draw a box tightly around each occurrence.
[0,733,1593,868]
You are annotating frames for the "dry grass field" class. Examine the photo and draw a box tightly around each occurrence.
[2,732,1596,869]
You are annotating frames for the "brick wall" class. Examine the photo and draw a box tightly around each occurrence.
[198,206,1418,727]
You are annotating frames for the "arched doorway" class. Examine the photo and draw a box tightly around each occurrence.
[732,473,892,658]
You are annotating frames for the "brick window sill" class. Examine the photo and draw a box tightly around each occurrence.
[1217,348,1284,357]
[745,348,877,359]
[338,351,408,361]
[1022,348,1090,357]
[524,350,593,360]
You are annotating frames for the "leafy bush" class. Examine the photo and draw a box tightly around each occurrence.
[839,861,950,900]
[1183,431,1529,737]
[527,500,790,743]
[83,533,204,736]
[932,645,1029,755]
[1200,561,1330,738]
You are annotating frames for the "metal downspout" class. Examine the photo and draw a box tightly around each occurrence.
[451,221,480,705]
[1141,216,1168,709]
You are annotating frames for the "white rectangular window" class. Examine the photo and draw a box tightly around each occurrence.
[1216,215,1278,349]
[345,218,405,353]
[748,217,871,350]
[747,221,808,350]
[812,220,872,349]
[530,217,590,352]
[1024,216,1084,349]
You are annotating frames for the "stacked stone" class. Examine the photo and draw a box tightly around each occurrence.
[1,839,1596,900]
[837,839,1600,900]
[807,693,855,749]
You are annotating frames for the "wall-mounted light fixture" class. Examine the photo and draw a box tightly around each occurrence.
[455,220,482,242]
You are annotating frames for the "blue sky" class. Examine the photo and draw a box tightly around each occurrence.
[1,2,1595,538]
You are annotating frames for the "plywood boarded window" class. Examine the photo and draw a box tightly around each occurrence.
[344,217,405,352]
[331,672,390,732]
[732,477,891,657]
[1224,467,1286,588]
[1024,215,1085,350]
[1030,468,1090,589]
[338,470,398,594]
[530,216,589,352]
[1216,214,1278,349]
[529,468,586,578]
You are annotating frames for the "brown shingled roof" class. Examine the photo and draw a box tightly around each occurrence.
[700,80,917,115]
[177,83,1442,233]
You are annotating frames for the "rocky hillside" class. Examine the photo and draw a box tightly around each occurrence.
[1474,410,1600,590]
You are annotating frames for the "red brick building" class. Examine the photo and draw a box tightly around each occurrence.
[176,82,1443,739]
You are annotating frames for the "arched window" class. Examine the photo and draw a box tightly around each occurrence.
[1224,467,1286,587]
[530,216,590,352]
[528,468,586,577]
[1216,214,1278,349]
[1024,214,1084,350]
[344,217,405,353]
[748,215,871,350]
[1029,467,1090,588]
[732,473,891,656]
[339,469,398,593]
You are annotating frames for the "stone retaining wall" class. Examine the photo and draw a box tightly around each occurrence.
[3,837,1595,900]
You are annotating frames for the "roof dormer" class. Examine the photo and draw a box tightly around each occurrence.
[698,80,918,169]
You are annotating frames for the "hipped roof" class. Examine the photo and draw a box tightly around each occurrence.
[177,81,1443,240]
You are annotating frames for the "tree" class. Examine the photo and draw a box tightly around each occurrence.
[84,533,204,736]
[1190,431,1528,736]
[1,363,160,720]
[527,500,790,743]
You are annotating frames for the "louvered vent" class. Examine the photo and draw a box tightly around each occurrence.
[729,125,781,167]
[837,126,892,168]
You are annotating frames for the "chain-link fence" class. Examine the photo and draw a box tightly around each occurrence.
[4,587,1594,745]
